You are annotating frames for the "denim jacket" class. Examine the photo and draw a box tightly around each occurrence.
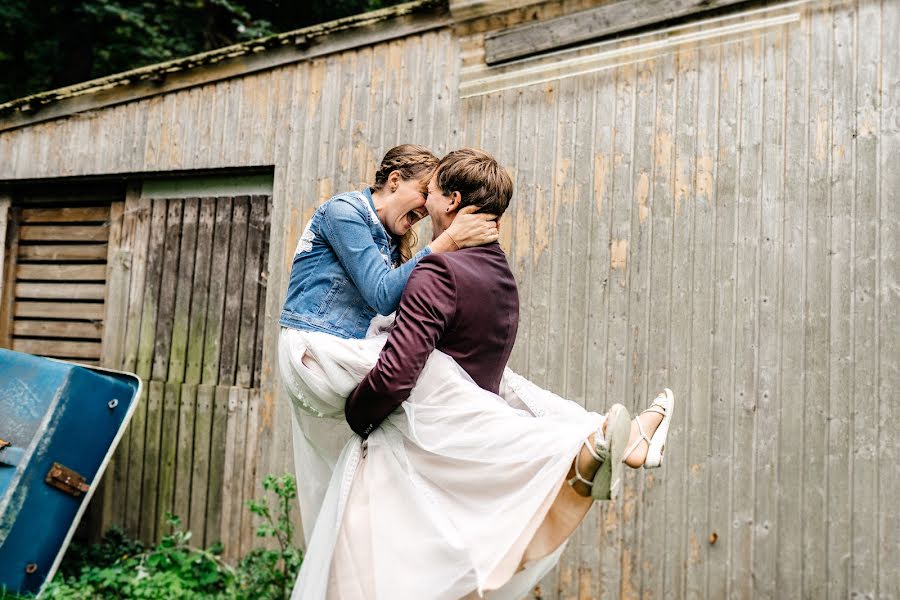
[279,188,431,339]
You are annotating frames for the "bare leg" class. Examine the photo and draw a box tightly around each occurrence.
[623,409,665,468]
[567,423,607,497]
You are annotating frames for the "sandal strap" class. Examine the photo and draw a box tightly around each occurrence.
[567,436,608,488]
[622,417,652,464]
[642,404,667,418]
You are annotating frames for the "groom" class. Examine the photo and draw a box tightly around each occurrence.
[345,148,517,436]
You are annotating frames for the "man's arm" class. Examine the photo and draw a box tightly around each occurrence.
[345,256,456,437]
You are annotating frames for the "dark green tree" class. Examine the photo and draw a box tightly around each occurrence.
[0,0,406,104]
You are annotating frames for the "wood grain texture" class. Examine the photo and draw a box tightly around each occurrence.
[1,2,897,590]
[485,0,750,64]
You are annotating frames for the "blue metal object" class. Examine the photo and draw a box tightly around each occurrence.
[0,349,141,596]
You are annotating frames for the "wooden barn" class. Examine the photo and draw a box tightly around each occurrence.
[1,0,897,597]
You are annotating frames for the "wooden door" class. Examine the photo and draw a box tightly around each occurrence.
[0,201,121,366]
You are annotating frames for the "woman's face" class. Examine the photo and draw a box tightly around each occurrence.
[381,175,429,236]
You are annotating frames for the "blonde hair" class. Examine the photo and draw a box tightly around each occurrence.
[372,144,438,263]
[434,148,513,217]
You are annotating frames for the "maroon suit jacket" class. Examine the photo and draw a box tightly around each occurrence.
[345,242,519,437]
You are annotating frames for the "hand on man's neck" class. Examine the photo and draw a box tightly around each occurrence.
[430,212,454,241]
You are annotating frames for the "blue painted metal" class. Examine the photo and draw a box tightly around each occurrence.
[0,349,141,596]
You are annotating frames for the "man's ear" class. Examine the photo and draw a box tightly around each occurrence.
[449,191,462,212]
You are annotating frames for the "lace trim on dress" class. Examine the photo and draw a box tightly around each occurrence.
[502,367,548,417]
[295,222,316,255]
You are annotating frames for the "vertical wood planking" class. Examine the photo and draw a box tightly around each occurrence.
[707,38,739,600]
[174,384,197,526]
[1,6,897,589]
[349,47,374,190]
[510,87,537,375]
[122,194,153,374]
[684,42,718,600]
[850,0,881,596]
[582,65,616,600]
[0,206,19,348]
[151,199,183,382]
[202,197,232,385]
[167,197,199,383]
[0,196,8,344]
[877,0,900,597]
[730,33,764,600]
[218,196,249,386]
[639,48,676,600]
[253,198,272,389]
[185,197,216,384]
[156,382,181,540]
[528,79,555,432]
[777,12,810,599]
[236,197,264,388]
[599,60,636,600]
[803,7,833,598]
[669,44,699,600]
[221,387,249,562]
[190,384,216,545]
[621,53,655,600]
[97,200,127,533]
[240,389,261,554]
[826,3,854,598]
[752,26,786,600]
[548,76,578,599]
[205,386,230,545]
[139,381,165,541]
[571,71,600,600]
[117,188,148,532]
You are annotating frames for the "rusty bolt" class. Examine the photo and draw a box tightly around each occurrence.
[708,532,719,545]
[25,563,38,574]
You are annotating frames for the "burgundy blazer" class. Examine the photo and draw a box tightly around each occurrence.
[345,242,519,437]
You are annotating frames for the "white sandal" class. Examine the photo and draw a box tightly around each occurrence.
[567,403,631,500]
[623,388,675,469]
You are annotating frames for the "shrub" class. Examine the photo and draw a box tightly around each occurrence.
[10,473,304,600]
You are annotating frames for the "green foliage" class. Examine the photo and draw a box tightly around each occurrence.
[0,0,409,104]
[237,475,303,600]
[16,474,304,600]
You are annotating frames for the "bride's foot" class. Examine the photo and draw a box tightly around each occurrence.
[568,425,608,497]
[623,389,675,468]
[568,404,631,499]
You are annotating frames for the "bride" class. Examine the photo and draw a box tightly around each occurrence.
[278,146,674,599]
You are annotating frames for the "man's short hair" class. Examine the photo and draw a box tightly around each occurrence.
[434,148,513,217]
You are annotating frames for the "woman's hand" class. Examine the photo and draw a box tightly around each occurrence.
[430,206,499,252]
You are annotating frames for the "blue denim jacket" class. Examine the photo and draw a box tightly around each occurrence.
[279,188,431,339]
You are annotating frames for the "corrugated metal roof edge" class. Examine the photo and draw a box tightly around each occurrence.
[0,0,446,121]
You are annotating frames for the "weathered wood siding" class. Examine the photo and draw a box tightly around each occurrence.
[0,0,898,596]
[458,1,899,598]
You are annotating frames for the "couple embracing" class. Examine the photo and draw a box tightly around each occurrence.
[277,145,675,599]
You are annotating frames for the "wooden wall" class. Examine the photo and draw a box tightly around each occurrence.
[0,0,898,597]
[96,192,272,558]
[458,1,899,598]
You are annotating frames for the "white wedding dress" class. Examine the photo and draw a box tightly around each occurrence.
[279,318,605,600]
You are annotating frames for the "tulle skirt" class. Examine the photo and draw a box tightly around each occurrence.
[279,324,604,600]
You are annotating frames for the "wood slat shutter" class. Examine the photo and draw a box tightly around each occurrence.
[0,202,117,365]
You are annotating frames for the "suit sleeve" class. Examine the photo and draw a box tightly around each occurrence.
[345,256,456,437]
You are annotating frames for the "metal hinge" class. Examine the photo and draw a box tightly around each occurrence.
[45,462,91,497]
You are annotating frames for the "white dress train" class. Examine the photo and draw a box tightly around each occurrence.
[279,322,603,600]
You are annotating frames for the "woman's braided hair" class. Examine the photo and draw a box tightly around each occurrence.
[372,144,438,263]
